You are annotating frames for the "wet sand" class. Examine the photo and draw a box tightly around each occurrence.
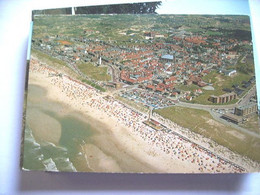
[27,64,195,173]
[25,57,260,173]
[26,108,62,145]
[27,81,163,173]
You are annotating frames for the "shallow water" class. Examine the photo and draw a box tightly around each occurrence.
[22,84,95,172]
[22,83,157,173]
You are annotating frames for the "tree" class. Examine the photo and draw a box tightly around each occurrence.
[75,2,162,14]
[33,2,162,16]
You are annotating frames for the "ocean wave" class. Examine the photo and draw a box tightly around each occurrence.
[53,157,77,172]
[55,145,68,152]
[25,137,41,148]
[42,158,59,172]
[24,126,41,148]
[41,142,68,158]
[23,125,77,172]
[41,142,67,151]
[41,141,57,147]
[22,167,30,171]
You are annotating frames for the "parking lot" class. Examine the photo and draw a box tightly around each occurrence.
[119,88,176,109]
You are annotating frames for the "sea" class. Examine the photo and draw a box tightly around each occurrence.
[22,84,95,172]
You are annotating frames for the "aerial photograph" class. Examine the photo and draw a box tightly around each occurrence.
[21,4,260,173]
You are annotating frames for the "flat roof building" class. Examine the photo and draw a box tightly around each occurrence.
[222,113,243,124]
[161,54,174,61]
[234,102,258,117]
[209,92,237,104]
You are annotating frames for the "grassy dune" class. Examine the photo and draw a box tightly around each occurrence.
[31,49,79,79]
[186,71,253,105]
[77,62,111,81]
[155,106,260,162]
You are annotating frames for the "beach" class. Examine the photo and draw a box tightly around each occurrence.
[25,57,260,173]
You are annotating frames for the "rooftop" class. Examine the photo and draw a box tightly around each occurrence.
[236,102,257,110]
[161,54,174,60]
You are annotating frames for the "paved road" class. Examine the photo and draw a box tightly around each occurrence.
[108,63,119,82]
[177,85,256,109]
[238,85,256,105]
[177,101,237,109]
[176,94,260,138]
[209,109,260,138]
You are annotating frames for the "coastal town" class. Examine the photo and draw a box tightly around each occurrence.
[28,58,252,173]
[32,15,258,126]
[24,14,260,173]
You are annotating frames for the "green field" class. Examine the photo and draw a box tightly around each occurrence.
[33,15,252,42]
[187,71,253,105]
[203,70,252,88]
[31,49,79,79]
[81,79,106,92]
[177,84,200,91]
[155,106,260,162]
[77,62,111,81]
[32,49,106,92]
[241,116,260,134]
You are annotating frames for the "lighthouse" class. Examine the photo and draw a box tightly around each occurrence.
[98,56,102,66]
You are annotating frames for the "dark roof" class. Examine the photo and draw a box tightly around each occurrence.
[236,102,257,110]
[222,113,243,123]
[234,88,244,96]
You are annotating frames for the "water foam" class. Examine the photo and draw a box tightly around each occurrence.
[54,157,77,172]
[42,158,59,172]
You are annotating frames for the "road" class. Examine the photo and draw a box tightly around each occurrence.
[237,84,256,105]
[177,85,256,110]
[107,63,119,82]
[175,86,260,138]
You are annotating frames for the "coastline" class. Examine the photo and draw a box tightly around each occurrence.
[28,66,190,173]
[26,57,260,173]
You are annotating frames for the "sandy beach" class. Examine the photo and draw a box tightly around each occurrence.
[26,57,260,173]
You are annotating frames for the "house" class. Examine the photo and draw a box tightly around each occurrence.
[234,88,244,96]
[249,76,255,83]
[185,80,192,85]
[144,32,156,39]
[171,92,179,97]
[146,84,156,91]
[242,82,251,88]
[197,81,207,87]
[223,88,232,93]
[190,76,202,85]
[194,89,203,94]
[155,87,164,93]
[123,78,137,84]
[197,89,203,94]
[186,96,193,101]
[73,56,80,61]
[163,76,177,85]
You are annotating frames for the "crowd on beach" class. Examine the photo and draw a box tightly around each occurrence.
[29,58,246,173]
